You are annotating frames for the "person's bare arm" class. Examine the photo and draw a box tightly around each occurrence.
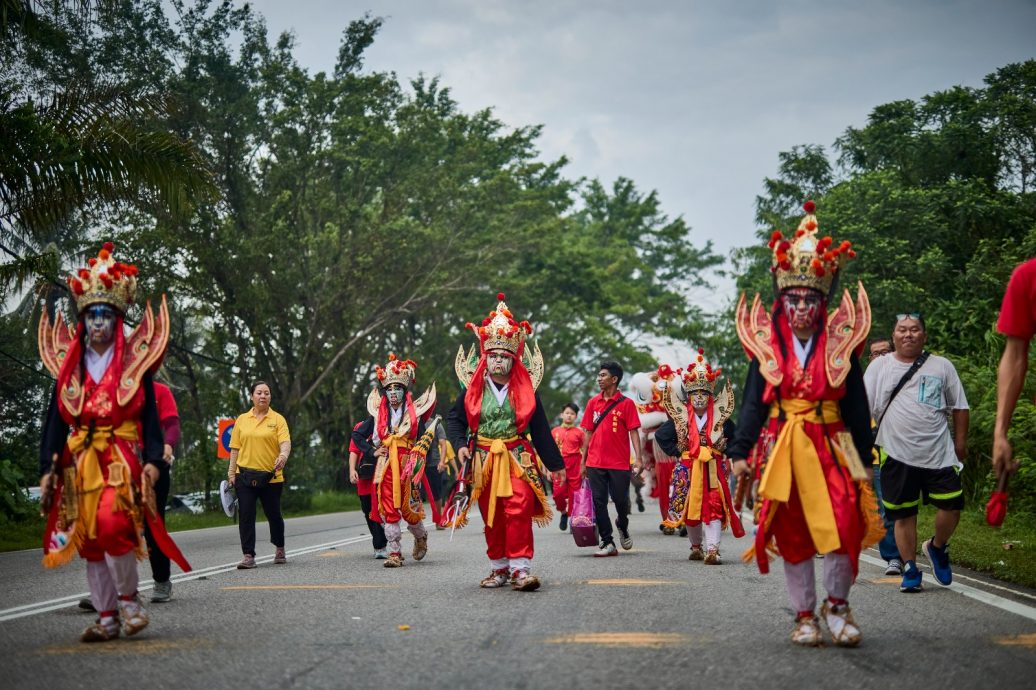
[228,449,239,483]
[579,430,590,479]
[952,409,970,461]
[274,440,291,472]
[628,428,644,475]
[348,451,359,484]
[994,336,1028,475]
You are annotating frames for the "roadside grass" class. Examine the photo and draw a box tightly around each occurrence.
[915,504,1036,589]
[0,490,363,552]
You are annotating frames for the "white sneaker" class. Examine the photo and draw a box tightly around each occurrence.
[374,548,388,559]
[593,542,618,558]
[618,526,633,551]
[884,558,903,576]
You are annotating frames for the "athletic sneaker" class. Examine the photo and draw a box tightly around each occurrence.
[374,548,388,559]
[236,554,257,569]
[78,598,96,612]
[594,542,618,557]
[151,580,172,603]
[636,495,645,512]
[559,513,569,531]
[900,560,923,592]
[884,558,904,576]
[923,538,953,586]
[618,525,633,550]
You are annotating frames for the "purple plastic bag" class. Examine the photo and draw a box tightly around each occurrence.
[570,478,599,547]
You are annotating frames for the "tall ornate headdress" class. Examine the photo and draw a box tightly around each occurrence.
[375,353,417,389]
[455,292,543,390]
[465,292,532,356]
[681,348,722,396]
[768,201,856,296]
[66,242,139,314]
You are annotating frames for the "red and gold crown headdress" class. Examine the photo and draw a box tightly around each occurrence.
[66,242,139,314]
[768,201,856,296]
[375,353,417,389]
[464,293,532,356]
[681,348,722,396]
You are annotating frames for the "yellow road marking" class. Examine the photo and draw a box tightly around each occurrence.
[545,632,691,648]
[318,551,344,558]
[868,577,902,584]
[584,579,682,586]
[221,584,394,590]
[40,638,208,656]
[995,633,1036,647]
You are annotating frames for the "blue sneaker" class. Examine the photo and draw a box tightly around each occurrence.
[900,560,923,592]
[923,538,952,586]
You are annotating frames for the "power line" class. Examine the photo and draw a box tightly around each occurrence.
[0,346,54,381]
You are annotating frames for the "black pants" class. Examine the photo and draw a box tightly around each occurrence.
[236,479,284,556]
[587,467,631,546]
[359,492,387,550]
[144,461,171,583]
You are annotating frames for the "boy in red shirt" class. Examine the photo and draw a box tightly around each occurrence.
[551,402,585,530]
[580,361,645,556]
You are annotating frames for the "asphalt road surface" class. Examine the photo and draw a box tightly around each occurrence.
[1,503,1034,689]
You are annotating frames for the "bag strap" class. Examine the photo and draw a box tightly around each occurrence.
[876,351,930,432]
[591,394,626,434]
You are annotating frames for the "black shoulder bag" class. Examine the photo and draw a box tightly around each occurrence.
[591,394,627,434]
[874,351,930,441]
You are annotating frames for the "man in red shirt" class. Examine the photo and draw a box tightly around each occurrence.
[580,361,645,556]
[993,257,1036,477]
[551,402,585,530]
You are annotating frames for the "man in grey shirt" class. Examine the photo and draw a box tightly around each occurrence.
[864,314,969,593]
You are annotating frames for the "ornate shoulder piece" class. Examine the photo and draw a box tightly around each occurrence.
[366,387,381,417]
[711,379,735,446]
[117,296,170,406]
[38,308,75,378]
[521,339,544,390]
[661,379,690,454]
[825,282,871,388]
[735,292,782,386]
[413,383,437,418]
[454,344,478,389]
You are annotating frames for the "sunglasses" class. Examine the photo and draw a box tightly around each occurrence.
[896,312,922,321]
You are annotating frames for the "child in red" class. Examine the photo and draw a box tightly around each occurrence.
[551,402,585,530]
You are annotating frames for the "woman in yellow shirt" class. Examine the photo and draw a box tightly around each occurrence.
[227,381,291,569]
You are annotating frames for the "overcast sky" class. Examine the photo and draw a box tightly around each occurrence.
[243,0,1034,349]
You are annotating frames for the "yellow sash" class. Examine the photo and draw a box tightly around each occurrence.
[382,434,411,509]
[476,435,522,528]
[66,421,139,539]
[682,446,715,522]
[758,399,841,554]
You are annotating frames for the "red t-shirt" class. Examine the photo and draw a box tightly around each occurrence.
[997,257,1036,340]
[551,424,585,460]
[581,392,641,470]
[153,381,179,422]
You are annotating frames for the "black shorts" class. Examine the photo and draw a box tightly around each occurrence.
[879,456,964,520]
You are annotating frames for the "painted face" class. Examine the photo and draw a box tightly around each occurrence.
[690,390,710,414]
[84,305,116,347]
[486,350,513,377]
[781,288,824,331]
[560,408,577,425]
[386,383,406,407]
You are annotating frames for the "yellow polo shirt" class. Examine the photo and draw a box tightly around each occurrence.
[230,407,290,483]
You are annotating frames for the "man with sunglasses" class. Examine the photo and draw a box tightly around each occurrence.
[864,313,969,593]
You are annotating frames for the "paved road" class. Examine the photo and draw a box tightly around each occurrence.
[1,503,1034,689]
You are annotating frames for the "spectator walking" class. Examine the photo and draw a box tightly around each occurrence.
[227,381,291,569]
[146,381,180,602]
[349,420,388,558]
[864,314,969,592]
[551,402,585,531]
[865,336,901,576]
[580,362,644,557]
[993,257,1036,478]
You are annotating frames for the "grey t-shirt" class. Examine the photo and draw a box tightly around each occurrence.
[864,353,969,469]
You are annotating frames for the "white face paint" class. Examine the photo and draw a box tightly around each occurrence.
[386,384,406,407]
[486,350,513,377]
[84,305,116,348]
[690,390,710,415]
